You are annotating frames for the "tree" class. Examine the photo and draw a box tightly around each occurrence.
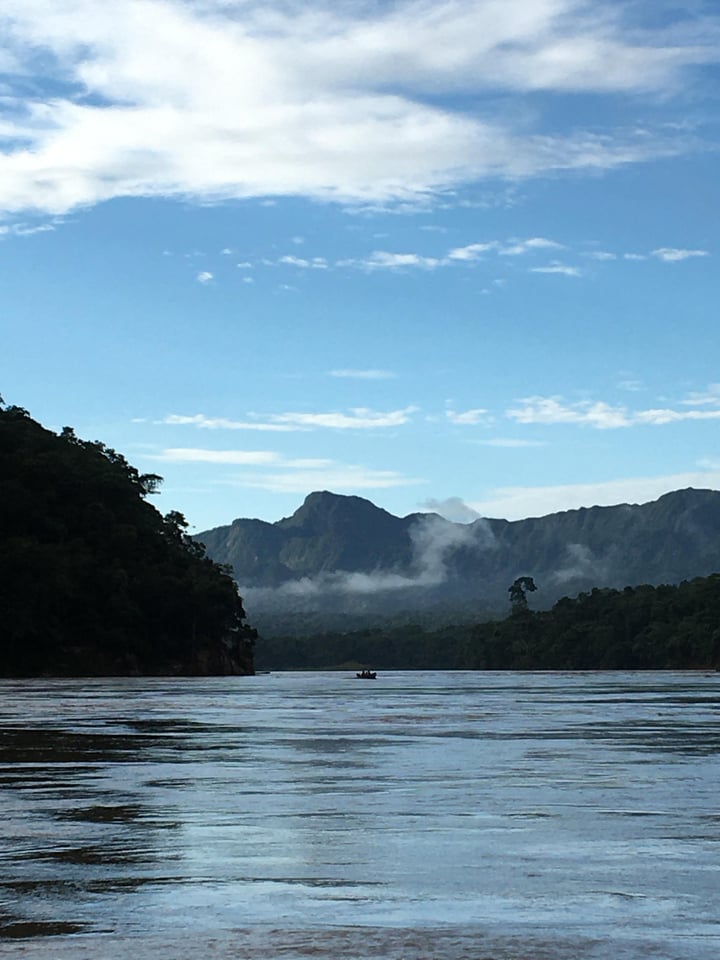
[509,576,537,614]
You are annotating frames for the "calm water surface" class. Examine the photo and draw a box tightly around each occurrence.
[1,671,719,959]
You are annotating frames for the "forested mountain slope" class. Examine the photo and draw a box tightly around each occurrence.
[198,488,720,634]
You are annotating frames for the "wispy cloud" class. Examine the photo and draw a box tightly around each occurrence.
[162,407,416,431]
[445,408,491,425]
[224,465,422,493]
[278,254,329,269]
[151,447,422,493]
[419,496,481,523]
[500,237,564,256]
[338,251,444,270]
[341,236,567,272]
[196,271,213,284]
[617,379,645,392]
[507,391,720,429]
[680,384,720,406]
[634,408,720,425]
[530,262,582,277]
[329,369,396,380]
[651,247,710,262]
[231,236,710,280]
[268,407,417,429]
[447,242,498,261]
[155,448,281,465]
[586,251,617,261]
[481,438,547,448]
[508,397,630,428]
[162,414,297,432]
[0,0,716,216]
[0,220,57,237]
[469,471,720,521]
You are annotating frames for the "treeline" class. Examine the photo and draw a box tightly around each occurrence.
[0,401,255,676]
[256,577,720,671]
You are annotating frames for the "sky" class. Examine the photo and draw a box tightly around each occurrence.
[1,0,719,533]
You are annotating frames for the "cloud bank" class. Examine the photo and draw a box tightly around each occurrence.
[1,0,718,216]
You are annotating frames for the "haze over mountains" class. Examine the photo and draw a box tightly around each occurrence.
[197,488,720,635]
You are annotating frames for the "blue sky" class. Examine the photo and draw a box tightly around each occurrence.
[1,0,719,532]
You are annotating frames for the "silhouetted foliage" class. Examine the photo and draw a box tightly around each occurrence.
[0,401,255,676]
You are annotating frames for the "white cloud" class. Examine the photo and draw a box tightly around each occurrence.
[530,262,582,277]
[586,250,616,261]
[447,242,497,261]
[0,0,715,216]
[196,270,213,283]
[162,414,299,432]
[268,407,417,429]
[419,496,481,523]
[329,369,396,380]
[278,254,328,268]
[228,465,422,493]
[651,247,710,262]
[617,379,645,392]
[482,438,546,448]
[469,472,720,521]
[342,236,571,272]
[151,446,422,493]
[340,251,444,270]
[623,253,647,261]
[446,408,491,425]
[0,219,57,236]
[507,396,631,428]
[500,237,563,256]
[634,408,720,425]
[155,448,280,465]
[681,384,720,406]
[162,406,416,431]
[507,392,720,429]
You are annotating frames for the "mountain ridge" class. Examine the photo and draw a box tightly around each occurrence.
[196,487,720,634]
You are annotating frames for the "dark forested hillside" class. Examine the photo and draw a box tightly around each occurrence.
[255,576,720,671]
[0,401,255,676]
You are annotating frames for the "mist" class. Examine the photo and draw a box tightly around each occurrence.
[551,542,608,586]
[241,513,495,604]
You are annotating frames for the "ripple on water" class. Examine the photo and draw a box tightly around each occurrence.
[1,672,719,959]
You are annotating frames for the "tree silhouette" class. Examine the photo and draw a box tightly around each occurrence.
[509,576,537,614]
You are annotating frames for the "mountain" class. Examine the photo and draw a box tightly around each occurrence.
[197,487,720,635]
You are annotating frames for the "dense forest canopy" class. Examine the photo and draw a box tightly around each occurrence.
[256,576,720,671]
[0,400,255,676]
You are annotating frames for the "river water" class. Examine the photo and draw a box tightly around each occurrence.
[1,671,719,959]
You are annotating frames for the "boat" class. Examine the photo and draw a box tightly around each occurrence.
[356,670,377,679]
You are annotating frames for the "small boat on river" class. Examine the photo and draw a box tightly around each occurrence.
[356,670,377,679]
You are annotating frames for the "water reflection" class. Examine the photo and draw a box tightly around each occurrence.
[1,672,719,959]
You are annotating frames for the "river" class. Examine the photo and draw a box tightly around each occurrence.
[1,671,719,959]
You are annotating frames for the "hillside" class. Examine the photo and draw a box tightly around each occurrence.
[0,402,255,676]
[198,488,720,635]
[255,575,720,672]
